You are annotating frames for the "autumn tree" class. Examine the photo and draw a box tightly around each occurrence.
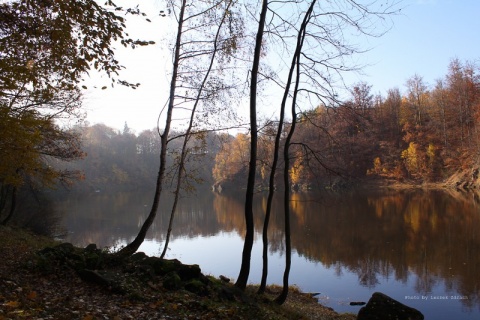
[403,75,430,127]
[431,80,451,155]
[444,59,480,161]
[351,82,374,116]
[1,0,149,223]
[0,106,84,224]
[369,87,404,178]
[212,133,250,187]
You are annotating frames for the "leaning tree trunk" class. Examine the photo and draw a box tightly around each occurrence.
[235,0,268,290]
[116,0,187,258]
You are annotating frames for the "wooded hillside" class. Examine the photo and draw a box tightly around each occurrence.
[55,58,480,192]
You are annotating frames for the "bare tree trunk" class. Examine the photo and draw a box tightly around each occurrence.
[258,0,316,294]
[235,0,268,290]
[160,0,234,259]
[275,2,314,304]
[117,0,188,258]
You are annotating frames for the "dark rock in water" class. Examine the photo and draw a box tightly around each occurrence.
[357,292,424,320]
[350,301,366,306]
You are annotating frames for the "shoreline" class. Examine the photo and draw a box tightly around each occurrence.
[0,226,356,320]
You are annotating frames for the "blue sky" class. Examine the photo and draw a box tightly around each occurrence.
[83,0,480,132]
[356,0,480,95]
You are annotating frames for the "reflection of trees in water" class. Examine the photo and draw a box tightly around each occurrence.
[56,188,480,309]
[413,246,438,295]
[285,190,480,309]
[210,190,480,308]
[355,256,381,288]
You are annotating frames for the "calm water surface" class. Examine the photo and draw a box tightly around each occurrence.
[55,188,480,319]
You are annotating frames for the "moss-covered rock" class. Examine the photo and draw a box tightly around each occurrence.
[177,262,202,281]
[185,279,207,295]
[163,271,182,290]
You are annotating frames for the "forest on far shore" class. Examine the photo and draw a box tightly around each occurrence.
[55,58,480,193]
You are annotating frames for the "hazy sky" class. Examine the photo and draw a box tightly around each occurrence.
[82,0,480,133]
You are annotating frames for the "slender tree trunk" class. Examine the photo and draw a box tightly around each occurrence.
[258,0,316,294]
[160,0,233,259]
[275,2,314,304]
[117,0,188,258]
[235,0,268,290]
[1,186,17,226]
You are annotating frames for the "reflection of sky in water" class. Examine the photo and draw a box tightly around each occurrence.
[59,189,480,320]
[137,232,479,320]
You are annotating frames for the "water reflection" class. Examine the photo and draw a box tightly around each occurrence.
[56,188,480,319]
[289,191,480,308]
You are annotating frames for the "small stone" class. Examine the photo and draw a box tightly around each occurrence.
[350,301,366,306]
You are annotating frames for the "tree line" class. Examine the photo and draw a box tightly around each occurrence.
[212,58,480,190]
[15,53,480,199]
[57,122,222,192]
[26,56,480,197]
[19,55,480,198]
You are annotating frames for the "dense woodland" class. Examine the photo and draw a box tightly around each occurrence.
[215,59,480,189]
[49,58,480,193]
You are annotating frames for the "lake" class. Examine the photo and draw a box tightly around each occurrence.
[55,188,480,319]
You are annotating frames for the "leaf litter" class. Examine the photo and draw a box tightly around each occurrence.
[0,227,356,320]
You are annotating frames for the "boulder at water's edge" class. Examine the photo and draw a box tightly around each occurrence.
[357,292,424,320]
